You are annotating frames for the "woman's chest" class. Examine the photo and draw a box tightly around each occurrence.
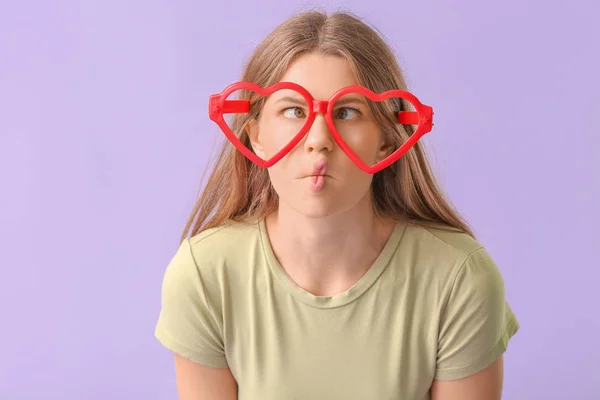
[222,290,438,399]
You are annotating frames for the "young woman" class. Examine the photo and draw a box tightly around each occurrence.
[155,10,519,400]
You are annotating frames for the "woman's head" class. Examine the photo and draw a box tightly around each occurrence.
[246,52,395,219]
[183,10,473,239]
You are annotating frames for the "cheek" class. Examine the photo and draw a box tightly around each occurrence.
[258,126,295,158]
[265,162,293,192]
[341,126,384,163]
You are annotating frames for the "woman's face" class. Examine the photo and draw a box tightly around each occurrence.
[247,53,392,218]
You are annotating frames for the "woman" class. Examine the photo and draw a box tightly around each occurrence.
[155,10,519,400]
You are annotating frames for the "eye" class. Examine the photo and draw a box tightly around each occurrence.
[335,107,360,120]
[283,107,307,119]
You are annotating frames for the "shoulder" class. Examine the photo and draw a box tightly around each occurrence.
[187,219,262,262]
[180,219,264,286]
[396,222,505,299]
[162,220,260,283]
[399,222,485,275]
[402,221,483,257]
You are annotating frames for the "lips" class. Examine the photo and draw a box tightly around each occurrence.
[308,159,328,193]
[311,158,328,177]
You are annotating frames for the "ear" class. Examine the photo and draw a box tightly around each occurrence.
[375,136,395,163]
[246,119,266,159]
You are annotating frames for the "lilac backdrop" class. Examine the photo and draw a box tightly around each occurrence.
[1,0,598,399]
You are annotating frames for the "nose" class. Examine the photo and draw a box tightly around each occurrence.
[304,114,334,153]
[304,101,334,153]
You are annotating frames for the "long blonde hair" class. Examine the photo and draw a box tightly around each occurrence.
[181,10,474,242]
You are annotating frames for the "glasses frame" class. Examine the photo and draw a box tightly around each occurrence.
[208,81,434,174]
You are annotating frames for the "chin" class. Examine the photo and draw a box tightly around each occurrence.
[270,173,373,218]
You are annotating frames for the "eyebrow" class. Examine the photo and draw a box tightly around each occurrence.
[273,95,368,107]
[274,96,307,106]
[334,96,368,107]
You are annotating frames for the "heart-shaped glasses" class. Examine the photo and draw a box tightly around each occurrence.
[208,81,434,174]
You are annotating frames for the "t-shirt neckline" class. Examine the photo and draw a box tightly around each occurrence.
[258,217,406,309]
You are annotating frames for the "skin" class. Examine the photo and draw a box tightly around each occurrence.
[173,354,237,400]
[248,53,396,296]
[174,53,505,399]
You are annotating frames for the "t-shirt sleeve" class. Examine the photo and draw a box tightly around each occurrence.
[434,247,519,380]
[154,238,228,368]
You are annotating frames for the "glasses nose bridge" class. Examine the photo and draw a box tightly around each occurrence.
[313,100,329,115]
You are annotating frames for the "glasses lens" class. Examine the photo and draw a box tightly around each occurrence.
[222,88,312,161]
[331,92,418,168]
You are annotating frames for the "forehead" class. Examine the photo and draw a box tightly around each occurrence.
[279,53,359,100]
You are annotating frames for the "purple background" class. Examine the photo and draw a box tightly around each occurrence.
[1,0,598,399]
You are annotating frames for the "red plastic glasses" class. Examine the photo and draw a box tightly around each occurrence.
[208,81,434,174]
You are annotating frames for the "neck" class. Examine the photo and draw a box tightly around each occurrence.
[265,196,396,296]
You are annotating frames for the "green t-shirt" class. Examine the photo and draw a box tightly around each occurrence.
[155,218,519,399]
